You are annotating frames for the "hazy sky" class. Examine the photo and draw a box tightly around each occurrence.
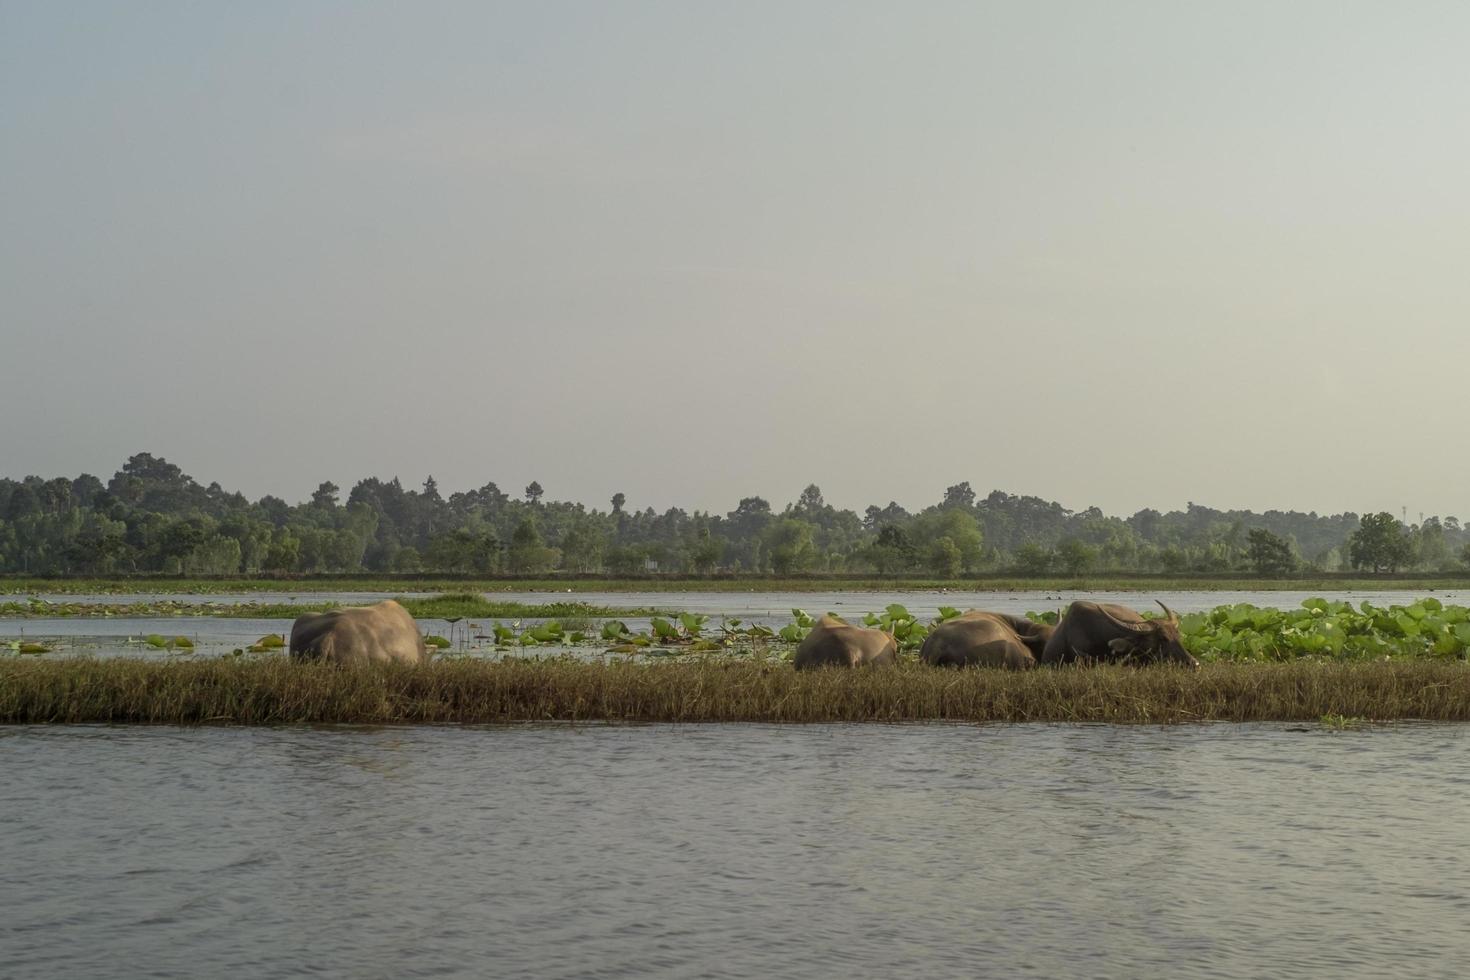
[3,2,1467,520]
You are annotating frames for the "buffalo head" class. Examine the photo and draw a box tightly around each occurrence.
[1104,601,1200,669]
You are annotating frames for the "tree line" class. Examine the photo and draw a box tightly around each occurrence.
[0,453,1465,577]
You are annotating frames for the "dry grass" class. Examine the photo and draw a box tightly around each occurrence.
[2,658,1468,725]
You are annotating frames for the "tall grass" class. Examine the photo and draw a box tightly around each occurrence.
[2,659,1467,725]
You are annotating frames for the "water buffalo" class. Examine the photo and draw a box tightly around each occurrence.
[289,599,430,666]
[793,615,898,670]
[1040,600,1199,668]
[920,611,1055,669]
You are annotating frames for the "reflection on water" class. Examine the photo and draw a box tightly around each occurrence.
[2,723,1468,979]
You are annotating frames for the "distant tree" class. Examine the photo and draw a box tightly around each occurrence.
[1056,538,1098,576]
[425,528,500,573]
[70,474,105,508]
[311,481,340,509]
[1247,528,1297,576]
[763,518,815,574]
[1460,542,1470,571]
[66,514,128,573]
[909,509,984,573]
[264,528,300,572]
[1011,542,1053,576]
[559,519,607,573]
[928,536,962,576]
[862,501,910,530]
[509,518,556,573]
[1348,512,1413,573]
[797,484,824,512]
[1413,517,1451,570]
[422,476,441,502]
[689,528,724,573]
[524,482,544,506]
[611,492,626,514]
[942,482,976,509]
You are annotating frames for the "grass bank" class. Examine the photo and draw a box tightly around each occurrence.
[2,659,1466,725]
[5,575,1470,595]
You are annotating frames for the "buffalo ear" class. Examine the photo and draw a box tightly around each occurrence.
[1107,637,1134,655]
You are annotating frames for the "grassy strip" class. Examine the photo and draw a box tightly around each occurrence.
[2,659,1466,725]
[0,593,672,620]
[6,575,1470,595]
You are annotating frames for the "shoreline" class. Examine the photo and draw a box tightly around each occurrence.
[5,574,1470,595]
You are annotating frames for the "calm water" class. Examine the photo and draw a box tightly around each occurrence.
[3,723,1468,979]
[4,589,1460,660]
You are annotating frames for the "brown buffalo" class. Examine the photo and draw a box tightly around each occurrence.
[1040,601,1199,668]
[793,615,899,670]
[289,599,429,666]
[919,611,1055,669]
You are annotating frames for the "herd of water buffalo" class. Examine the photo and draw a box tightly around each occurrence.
[794,601,1200,670]
[287,598,1201,671]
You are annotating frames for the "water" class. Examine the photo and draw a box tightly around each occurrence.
[3,723,1467,979]
[3,589,1458,659]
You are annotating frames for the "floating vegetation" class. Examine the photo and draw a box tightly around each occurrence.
[1,658,1468,725]
[1179,598,1470,661]
[454,599,1470,663]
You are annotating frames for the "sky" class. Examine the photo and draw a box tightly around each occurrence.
[2,1,1467,521]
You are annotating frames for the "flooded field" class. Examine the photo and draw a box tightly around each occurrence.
[4,589,1461,660]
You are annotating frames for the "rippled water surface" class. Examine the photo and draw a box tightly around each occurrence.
[4,724,1468,979]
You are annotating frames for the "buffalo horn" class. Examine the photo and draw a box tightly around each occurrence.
[1099,604,1153,633]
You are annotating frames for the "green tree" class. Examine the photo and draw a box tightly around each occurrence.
[1246,527,1297,576]
[1011,542,1053,576]
[928,536,962,576]
[689,527,724,573]
[763,518,816,574]
[67,514,128,573]
[864,524,913,574]
[909,509,984,572]
[311,481,340,510]
[1348,512,1413,573]
[1056,538,1098,575]
[559,519,607,573]
[509,518,557,573]
[264,528,301,572]
[942,482,976,509]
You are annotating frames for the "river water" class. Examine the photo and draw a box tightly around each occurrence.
[3,722,1468,979]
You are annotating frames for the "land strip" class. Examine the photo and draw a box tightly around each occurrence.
[5,575,1470,595]
[2,659,1466,725]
